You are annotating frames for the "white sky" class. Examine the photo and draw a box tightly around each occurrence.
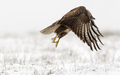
[0,0,120,34]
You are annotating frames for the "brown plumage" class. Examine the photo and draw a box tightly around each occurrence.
[40,6,103,51]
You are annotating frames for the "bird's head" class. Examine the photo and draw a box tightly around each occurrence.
[80,6,86,13]
[80,6,95,20]
[86,10,95,20]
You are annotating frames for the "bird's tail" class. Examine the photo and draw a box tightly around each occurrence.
[40,20,60,34]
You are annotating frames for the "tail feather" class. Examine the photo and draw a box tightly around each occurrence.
[40,20,60,34]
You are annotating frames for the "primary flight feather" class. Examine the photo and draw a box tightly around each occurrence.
[40,6,103,51]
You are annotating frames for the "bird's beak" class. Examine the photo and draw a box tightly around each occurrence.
[92,17,95,20]
[90,16,95,20]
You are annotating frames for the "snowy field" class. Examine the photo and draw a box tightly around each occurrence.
[1,0,120,75]
[0,31,120,75]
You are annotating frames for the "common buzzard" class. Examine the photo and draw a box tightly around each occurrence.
[40,6,103,51]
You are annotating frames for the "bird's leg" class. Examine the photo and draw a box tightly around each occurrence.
[55,38,60,47]
[52,34,57,43]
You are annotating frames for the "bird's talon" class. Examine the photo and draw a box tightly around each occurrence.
[55,41,59,47]
[52,38,56,43]
[56,45,58,47]
[52,35,57,43]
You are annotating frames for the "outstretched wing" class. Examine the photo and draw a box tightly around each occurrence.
[59,8,103,51]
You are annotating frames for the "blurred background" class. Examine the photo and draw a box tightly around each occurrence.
[0,0,120,35]
[0,1,120,74]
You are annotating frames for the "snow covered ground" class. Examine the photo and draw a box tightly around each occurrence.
[0,31,120,75]
[1,0,120,74]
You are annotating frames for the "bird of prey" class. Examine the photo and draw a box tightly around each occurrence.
[40,6,103,51]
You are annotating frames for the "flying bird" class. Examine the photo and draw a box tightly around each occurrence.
[40,6,103,51]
